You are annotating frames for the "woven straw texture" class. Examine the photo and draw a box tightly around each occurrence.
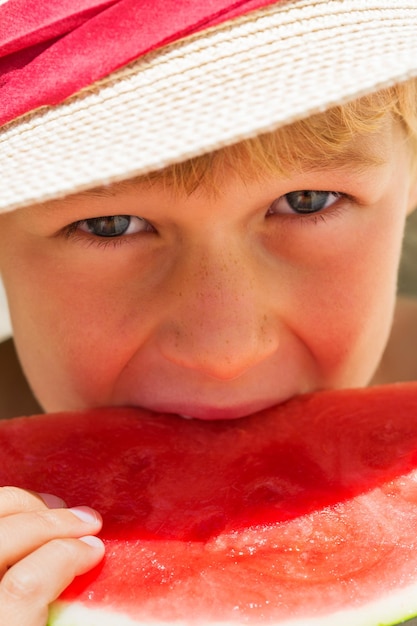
[1,0,417,212]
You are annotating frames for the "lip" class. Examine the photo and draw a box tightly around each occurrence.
[134,398,289,421]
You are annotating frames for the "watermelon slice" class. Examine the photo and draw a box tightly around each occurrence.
[1,384,417,625]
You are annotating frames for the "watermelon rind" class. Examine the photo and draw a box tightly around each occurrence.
[48,601,139,625]
[48,579,417,626]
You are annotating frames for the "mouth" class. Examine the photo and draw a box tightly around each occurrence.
[135,399,289,421]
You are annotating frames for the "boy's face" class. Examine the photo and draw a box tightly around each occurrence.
[0,117,416,417]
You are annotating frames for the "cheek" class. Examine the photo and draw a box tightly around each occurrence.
[3,258,153,410]
[289,209,404,385]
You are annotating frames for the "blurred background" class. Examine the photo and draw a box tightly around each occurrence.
[0,279,10,341]
[398,211,417,297]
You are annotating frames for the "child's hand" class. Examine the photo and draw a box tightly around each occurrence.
[0,487,104,626]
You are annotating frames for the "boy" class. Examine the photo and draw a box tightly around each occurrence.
[1,0,417,623]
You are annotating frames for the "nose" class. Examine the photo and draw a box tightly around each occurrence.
[156,238,279,380]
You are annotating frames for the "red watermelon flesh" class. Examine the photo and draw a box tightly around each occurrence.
[1,384,417,625]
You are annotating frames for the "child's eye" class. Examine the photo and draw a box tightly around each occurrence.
[66,215,155,238]
[267,191,342,216]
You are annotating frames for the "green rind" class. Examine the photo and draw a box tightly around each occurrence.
[48,580,417,626]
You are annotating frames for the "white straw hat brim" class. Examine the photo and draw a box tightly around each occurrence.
[1,0,417,213]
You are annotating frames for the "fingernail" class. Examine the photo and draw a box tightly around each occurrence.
[79,535,105,550]
[70,506,101,525]
[39,493,66,508]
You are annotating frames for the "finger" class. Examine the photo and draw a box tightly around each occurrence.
[0,506,102,573]
[0,535,105,626]
[0,487,66,516]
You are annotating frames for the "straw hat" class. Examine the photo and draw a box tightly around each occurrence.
[1,0,417,216]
